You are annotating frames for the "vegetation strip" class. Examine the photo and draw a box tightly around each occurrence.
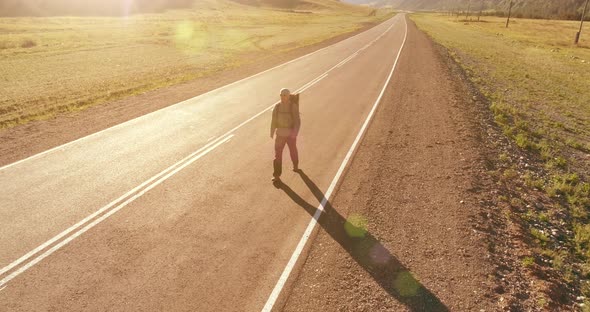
[411,13,590,309]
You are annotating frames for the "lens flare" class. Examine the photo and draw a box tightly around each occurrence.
[394,271,420,297]
[344,213,368,238]
[369,243,391,265]
[174,21,208,54]
[122,0,134,17]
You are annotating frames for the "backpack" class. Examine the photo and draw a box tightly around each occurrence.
[276,94,299,128]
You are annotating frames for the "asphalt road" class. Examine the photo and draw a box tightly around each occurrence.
[0,14,407,311]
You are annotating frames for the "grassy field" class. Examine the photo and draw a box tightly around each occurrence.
[0,0,393,128]
[411,13,590,307]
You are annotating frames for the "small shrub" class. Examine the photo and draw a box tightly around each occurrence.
[531,228,550,244]
[547,175,577,198]
[499,152,509,162]
[510,197,523,209]
[546,156,567,169]
[523,173,545,190]
[571,183,590,207]
[575,223,590,257]
[522,256,535,267]
[552,251,565,271]
[515,133,532,149]
[538,212,549,223]
[572,204,589,219]
[566,138,583,150]
[0,41,11,50]
[515,119,529,131]
[494,113,508,125]
[538,141,553,160]
[20,39,37,48]
[537,296,548,308]
[502,168,519,181]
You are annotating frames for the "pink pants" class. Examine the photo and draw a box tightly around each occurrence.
[273,135,298,177]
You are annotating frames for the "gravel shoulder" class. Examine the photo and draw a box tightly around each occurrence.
[281,17,502,311]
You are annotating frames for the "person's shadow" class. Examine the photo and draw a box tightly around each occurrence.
[278,170,449,311]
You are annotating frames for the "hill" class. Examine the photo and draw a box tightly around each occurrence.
[348,0,589,20]
[0,0,349,17]
[0,0,195,16]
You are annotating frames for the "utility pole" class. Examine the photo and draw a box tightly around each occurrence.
[506,0,514,28]
[576,0,589,44]
[478,0,484,22]
[466,0,471,20]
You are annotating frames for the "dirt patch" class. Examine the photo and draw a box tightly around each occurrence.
[279,17,558,312]
[0,21,380,168]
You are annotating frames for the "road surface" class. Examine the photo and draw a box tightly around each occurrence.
[0,14,408,311]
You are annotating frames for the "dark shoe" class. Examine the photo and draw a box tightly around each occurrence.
[272,177,282,188]
[273,160,282,178]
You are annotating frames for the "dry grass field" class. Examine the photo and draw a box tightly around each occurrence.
[0,0,393,128]
[411,13,590,307]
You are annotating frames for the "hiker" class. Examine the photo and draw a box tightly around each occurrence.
[270,88,300,183]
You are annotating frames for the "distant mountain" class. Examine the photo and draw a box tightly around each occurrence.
[0,0,195,17]
[0,0,326,17]
[346,0,589,20]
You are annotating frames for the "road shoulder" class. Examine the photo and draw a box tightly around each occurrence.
[281,16,499,311]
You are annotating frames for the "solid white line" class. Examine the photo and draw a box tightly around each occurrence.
[297,73,327,92]
[0,15,399,286]
[335,53,357,68]
[0,133,232,278]
[298,74,328,93]
[0,17,395,172]
[261,14,408,312]
[0,135,233,288]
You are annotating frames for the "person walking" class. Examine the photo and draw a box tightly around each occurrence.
[270,88,300,183]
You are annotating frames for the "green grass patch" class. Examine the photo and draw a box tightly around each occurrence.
[531,228,550,245]
[522,255,535,267]
[411,14,590,177]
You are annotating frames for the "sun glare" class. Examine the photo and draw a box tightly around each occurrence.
[122,0,134,17]
[174,21,208,54]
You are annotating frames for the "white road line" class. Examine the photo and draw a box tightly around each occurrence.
[0,17,396,172]
[0,135,233,288]
[335,53,357,68]
[0,15,399,287]
[261,14,408,312]
[0,133,233,278]
[298,74,328,93]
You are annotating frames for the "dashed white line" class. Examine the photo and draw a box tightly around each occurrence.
[298,74,328,93]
